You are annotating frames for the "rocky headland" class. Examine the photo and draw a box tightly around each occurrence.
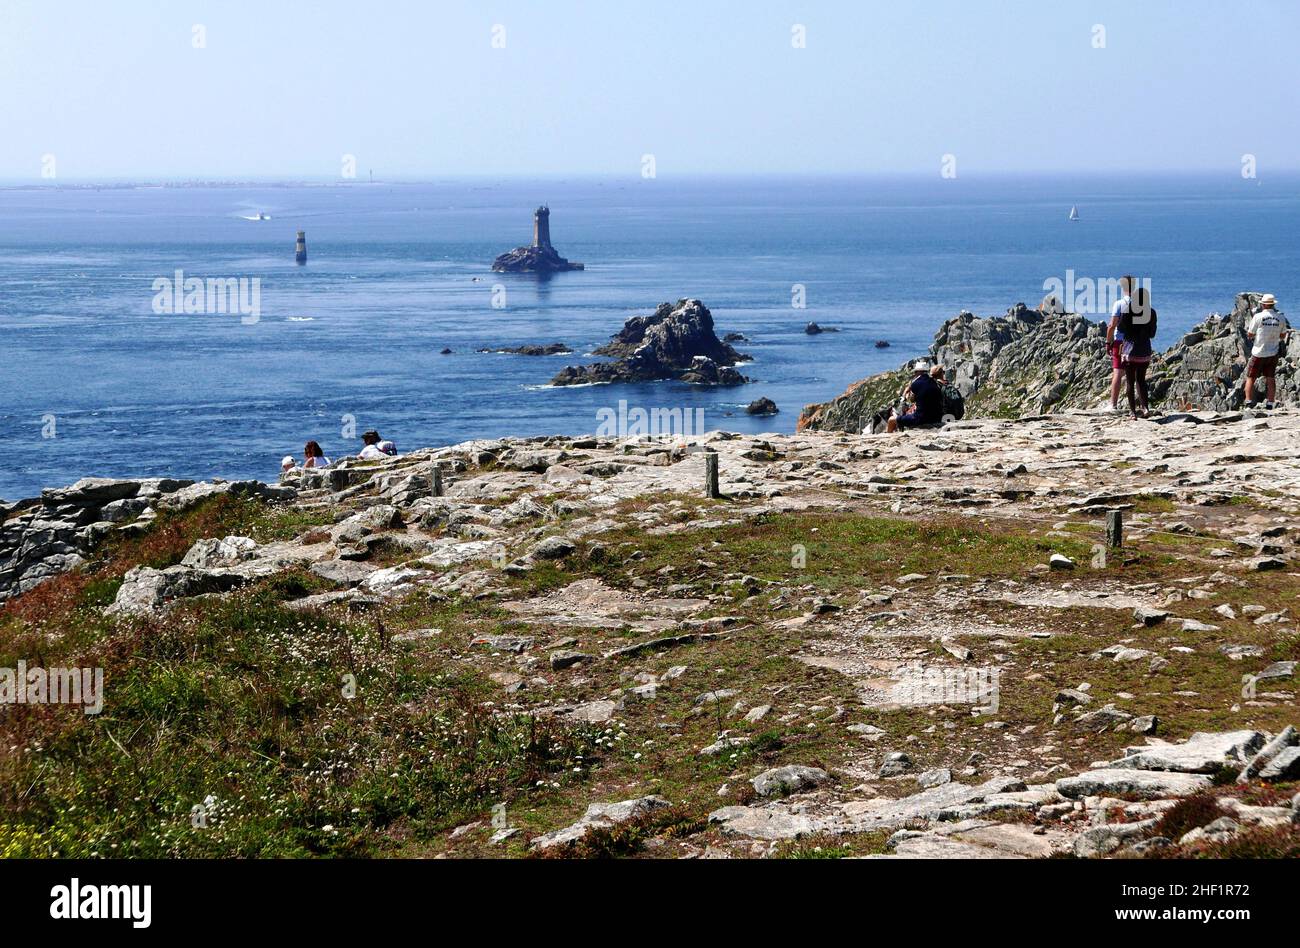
[550,298,752,387]
[800,292,1291,433]
[3,406,1298,858]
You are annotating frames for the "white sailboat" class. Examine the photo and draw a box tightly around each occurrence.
[1068,205,1079,222]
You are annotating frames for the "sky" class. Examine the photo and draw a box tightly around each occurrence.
[0,0,1297,180]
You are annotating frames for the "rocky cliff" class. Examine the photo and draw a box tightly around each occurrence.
[800,292,1292,432]
[551,298,752,387]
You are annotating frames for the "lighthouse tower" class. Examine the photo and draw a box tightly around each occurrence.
[532,206,552,250]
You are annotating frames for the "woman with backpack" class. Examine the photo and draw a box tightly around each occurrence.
[1116,286,1157,418]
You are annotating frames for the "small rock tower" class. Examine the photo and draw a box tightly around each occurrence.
[532,206,552,250]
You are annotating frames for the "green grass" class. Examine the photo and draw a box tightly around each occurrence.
[581,511,1100,595]
[0,495,601,858]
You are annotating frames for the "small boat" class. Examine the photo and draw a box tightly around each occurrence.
[1068,205,1079,222]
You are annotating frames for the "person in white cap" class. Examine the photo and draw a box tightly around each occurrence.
[1243,293,1290,409]
[887,360,944,432]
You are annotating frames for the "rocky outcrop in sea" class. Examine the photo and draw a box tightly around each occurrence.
[478,343,573,356]
[491,245,584,274]
[550,298,752,387]
[800,292,1293,433]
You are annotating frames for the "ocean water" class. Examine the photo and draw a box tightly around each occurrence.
[2,173,1297,501]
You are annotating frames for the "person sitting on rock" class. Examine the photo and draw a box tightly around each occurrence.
[1106,275,1138,412]
[1243,294,1289,409]
[1119,286,1157,418]
[302,440,331,469]
[358,430,398,459]
[280,455,296,474]
[886,361,944,432]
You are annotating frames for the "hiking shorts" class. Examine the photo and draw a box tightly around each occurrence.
[1249,355,1279,378]
[1111,345,1123,370]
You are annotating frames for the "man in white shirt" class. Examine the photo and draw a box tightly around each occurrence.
[1243,294,1290,408]
[358,430,398,459]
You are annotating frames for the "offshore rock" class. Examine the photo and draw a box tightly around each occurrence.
[551,299,751,387]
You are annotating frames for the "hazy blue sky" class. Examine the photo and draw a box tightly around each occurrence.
[1,0,1296,179]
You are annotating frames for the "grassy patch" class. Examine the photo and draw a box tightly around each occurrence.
[0,579,601,857]
[775,831,891,859]
[583,511,1099,594]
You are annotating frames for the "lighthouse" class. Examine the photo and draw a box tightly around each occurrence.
[532,206,552,250]
[295,230,307,265]
[492,206,583,272]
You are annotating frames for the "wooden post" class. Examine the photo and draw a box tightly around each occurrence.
[1106,509,1123,549]
[431,464,443,498]
[704,452,720,499]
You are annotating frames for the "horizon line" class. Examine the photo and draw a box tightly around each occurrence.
[3,168,1298,189]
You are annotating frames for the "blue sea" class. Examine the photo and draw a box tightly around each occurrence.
[2,174,1297,501]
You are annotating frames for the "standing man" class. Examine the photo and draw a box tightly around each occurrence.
[1106,276,1137,412]
[1243,294,1290,409]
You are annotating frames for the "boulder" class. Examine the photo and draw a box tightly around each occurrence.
[530,536,577,560]
[181,536,257,569]
[1133,607,1169,626]
[1180,816,1241,847]
[1109,730,1263,773]
[708,806,818,840]
[879,752,914,777]
[550,299,751,387]
[107,565,247,616]
[751,765,831,798]
[1056,769,1212,800]
[1074,819,1160,858]
[1259,747,1300,782]
[549,649,594,670]
[530,796,670,850]
[40,477,141,507]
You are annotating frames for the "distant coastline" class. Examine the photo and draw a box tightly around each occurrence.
[7,169,1300,191]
